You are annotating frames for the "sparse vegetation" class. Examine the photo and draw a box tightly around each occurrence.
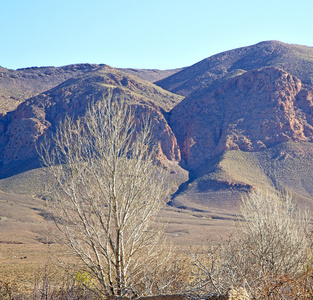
[186,189,313,299]
[2,177,313,299]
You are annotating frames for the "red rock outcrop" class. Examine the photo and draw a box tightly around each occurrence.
[170,67,313,169]
[0,68,182,165]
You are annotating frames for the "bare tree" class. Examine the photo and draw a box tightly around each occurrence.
[40,94,171,298]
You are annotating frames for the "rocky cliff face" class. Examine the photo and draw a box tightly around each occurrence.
[0,67,183,166]
[3,65,313,172]
[170,67,313,169]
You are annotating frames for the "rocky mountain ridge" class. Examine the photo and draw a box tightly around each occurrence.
[156,40,313,96]
[0,63,181,114]
[2,40,313,208]
[0,66,183,167]
[0,64,103,114]
[169,66,313,169]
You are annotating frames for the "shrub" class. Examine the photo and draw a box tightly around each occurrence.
[187,189,313,299]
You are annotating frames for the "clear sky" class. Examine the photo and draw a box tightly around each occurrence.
[1,0,313,70]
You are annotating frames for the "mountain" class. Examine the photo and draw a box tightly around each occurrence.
[0,64,182,115]
[156,41,313,210]
[156,40,313,96]
[0,65,184,172]
[169,67,313,169]
[168,66,313,209]
[0,64,103,114]
[2,40,313,211]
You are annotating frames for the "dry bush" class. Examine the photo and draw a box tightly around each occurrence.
[185,189,313,299]
[240,189,310,276]
[183,239,251,299]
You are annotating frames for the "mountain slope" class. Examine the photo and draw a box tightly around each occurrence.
[170,142,313,210]
[169,66,313,209]
[119,67,184,82]
[0,64,104,114]
[169,67,313,169]
[0,65,184,168]
[156,41,313,96]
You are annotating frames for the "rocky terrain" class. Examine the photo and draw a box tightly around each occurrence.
[0,64,181,114]
[156,40,313,96]
[0,64,103,114]
[0,65,183,169]
[170,66,313,169]
[2,40,313,209]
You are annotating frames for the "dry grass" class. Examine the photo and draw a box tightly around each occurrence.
[0,183,311,299]
[2,142,313,295]
[171,142,313,212]
[0,186,240,292]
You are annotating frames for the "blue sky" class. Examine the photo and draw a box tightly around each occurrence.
[1,0,313,70]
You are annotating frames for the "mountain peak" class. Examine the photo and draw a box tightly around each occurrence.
[156,41,313,96]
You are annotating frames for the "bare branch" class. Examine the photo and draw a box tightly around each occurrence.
[40,93,171,297]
